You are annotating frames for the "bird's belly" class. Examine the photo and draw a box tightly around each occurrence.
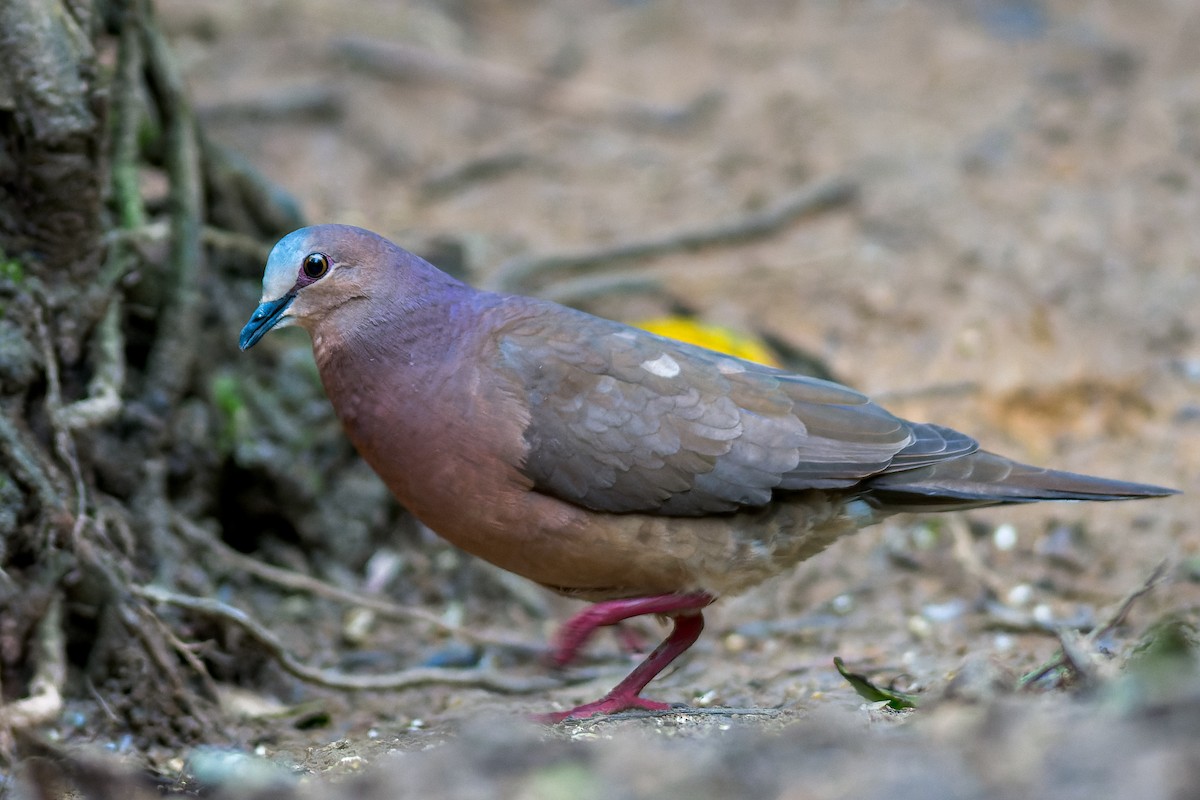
[418,485,863,601]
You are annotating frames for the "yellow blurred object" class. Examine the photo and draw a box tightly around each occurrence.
[634,316,779,367]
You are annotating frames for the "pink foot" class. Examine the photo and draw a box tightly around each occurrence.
[533,694,674,724]
[537,594,713,723]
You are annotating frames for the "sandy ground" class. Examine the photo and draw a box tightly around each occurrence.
[38,0,1197,796]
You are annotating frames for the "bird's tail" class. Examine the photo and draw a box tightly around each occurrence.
[861,450,1178,513]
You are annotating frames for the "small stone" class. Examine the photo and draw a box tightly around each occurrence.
[1006,583,1034,607]
[992,523,1018,551]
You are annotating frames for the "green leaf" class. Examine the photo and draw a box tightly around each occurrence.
[834,656,919,710]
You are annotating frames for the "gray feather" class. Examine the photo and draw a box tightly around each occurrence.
[496,303,916,515]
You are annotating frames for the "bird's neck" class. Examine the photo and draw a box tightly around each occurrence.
[309,281,497,450]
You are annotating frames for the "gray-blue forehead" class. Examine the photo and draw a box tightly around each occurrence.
[262,231,315,293]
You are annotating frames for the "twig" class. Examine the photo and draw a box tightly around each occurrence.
[96,499,137,557]
[198,85,343,124]
[1018,559,1169,689]
[136,600,219,698]
[86,679,120,725]
[123,602,199,706]
[173,513,544,654]
[134,584,581,694]
[132,457,183,581]
[489,175,858,292]
[336,36,720,132]
[421,150,534,201]
[1087,559,1169,643]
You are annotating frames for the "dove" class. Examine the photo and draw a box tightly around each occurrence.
[240,224,1176,721]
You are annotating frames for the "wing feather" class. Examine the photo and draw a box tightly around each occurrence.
[493,300,932,515]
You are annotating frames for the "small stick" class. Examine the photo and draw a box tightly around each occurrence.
[1086,559,1169,644]
[135,601,220,700]
[489,175,858,292]
[134,585,581,694]
[1018,559,1169,689]
[199,86,343,124]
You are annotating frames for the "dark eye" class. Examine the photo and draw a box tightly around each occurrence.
[302,253,330,280]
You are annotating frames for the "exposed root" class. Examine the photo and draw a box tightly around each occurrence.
[134,585,583,695]
[0,594,66,740]
[173,513,544,654]
[137,0,205,413]
[0,408,67,519]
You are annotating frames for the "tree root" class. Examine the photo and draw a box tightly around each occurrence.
[134,585,584,695]
[0,594,65,738]
[137,0,205,415]
[173,513,544,655]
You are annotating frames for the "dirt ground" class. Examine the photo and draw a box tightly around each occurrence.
[14,0,1200,796]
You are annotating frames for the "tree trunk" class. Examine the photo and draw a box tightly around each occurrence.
[0,0,105,282]
[0,0,307,756]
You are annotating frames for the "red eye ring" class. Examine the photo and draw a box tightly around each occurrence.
[302,253,330,280]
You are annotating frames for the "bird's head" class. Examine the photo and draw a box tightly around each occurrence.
[239,224,403,350]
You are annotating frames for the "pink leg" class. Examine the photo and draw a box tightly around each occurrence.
[547,592,714,668]
[537,592,714,723]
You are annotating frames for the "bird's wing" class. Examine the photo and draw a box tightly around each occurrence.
[493,302,977,515]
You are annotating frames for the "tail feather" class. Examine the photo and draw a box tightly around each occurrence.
[862,450,1178,513]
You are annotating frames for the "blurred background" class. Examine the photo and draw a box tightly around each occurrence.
[171,0,1199,417]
